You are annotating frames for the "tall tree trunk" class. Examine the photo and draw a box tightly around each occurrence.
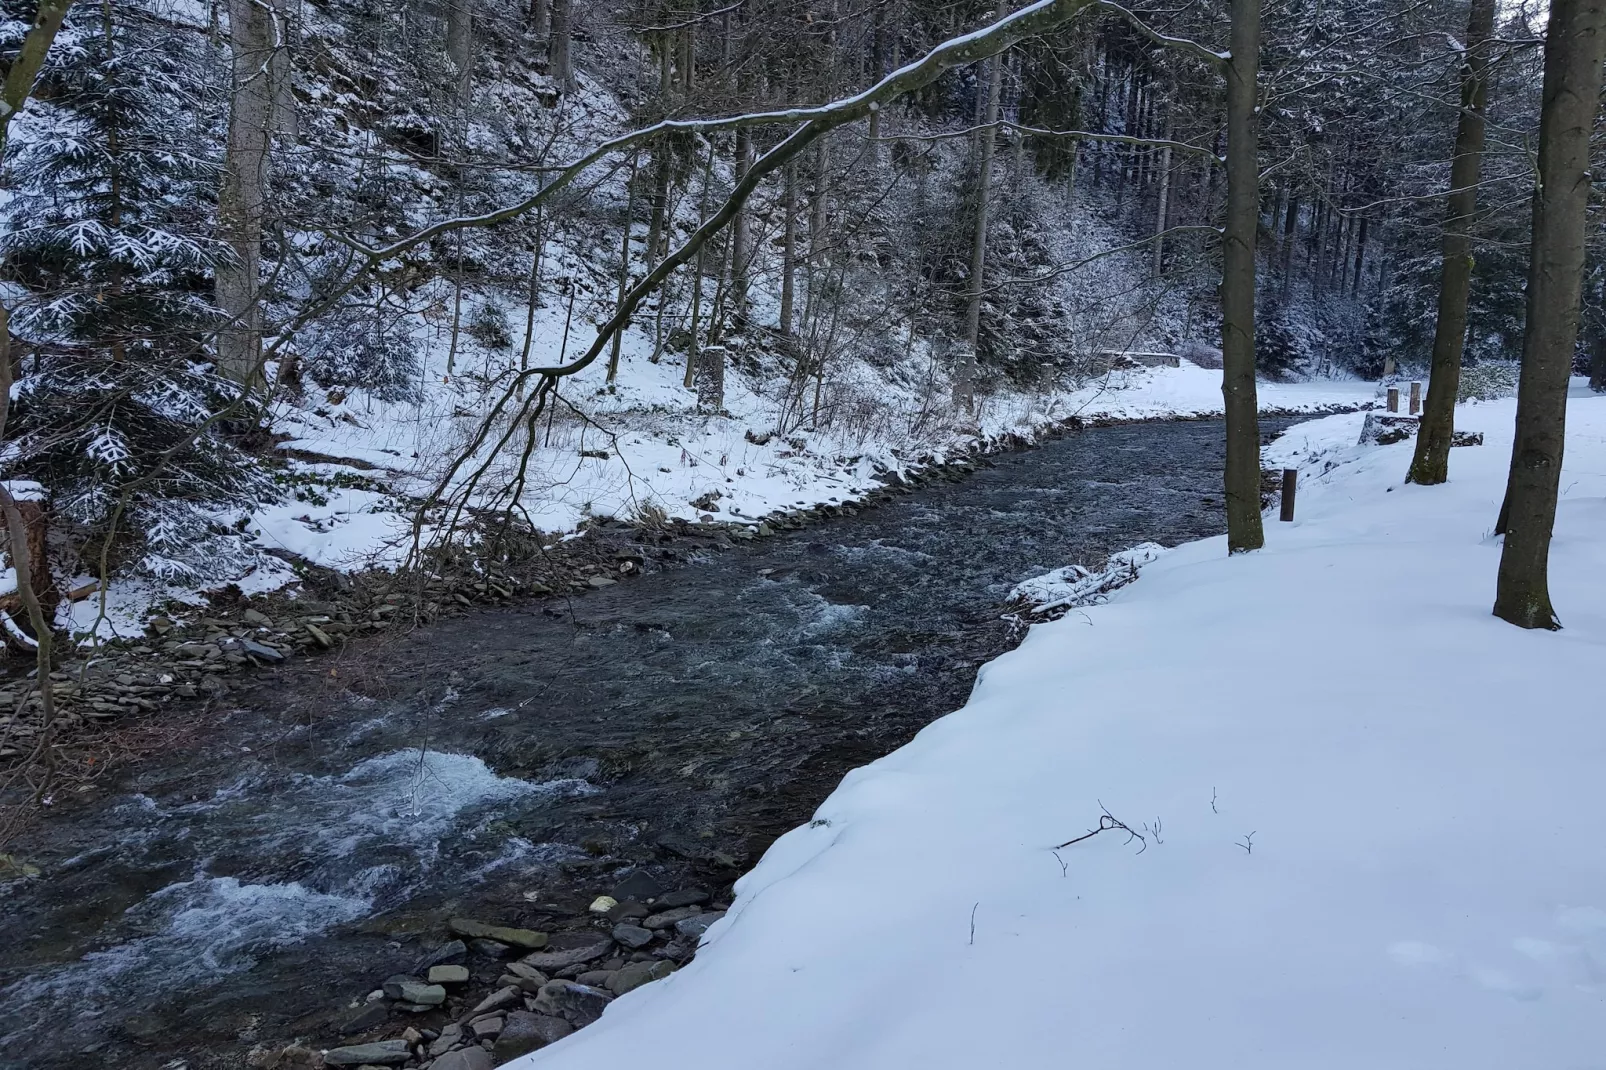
[1349,214,1368,296]
[217,0,274,391]
[1493,0,1606,630]
[528,0,549,38]
[1408,0,1495,486]
[1222,0,1264,554]
[550,0,573,91]
[780,158,798,335]
[1153,87,1173,276]
[686,146,712,389]
[446,0,474,107]
[730,125,752,318]
[955,51,1001,414]
[607,150,639,385]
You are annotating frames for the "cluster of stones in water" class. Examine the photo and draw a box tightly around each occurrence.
[285,871,726,1070]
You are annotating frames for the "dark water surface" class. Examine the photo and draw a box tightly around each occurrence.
[0,419,1266,1069]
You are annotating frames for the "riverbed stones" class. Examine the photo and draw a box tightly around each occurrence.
[504,961,550,985]
[427,1025,463,1058]
[322,1040,411,1066]
[492,1011,571,1062]
[337,1002,390,1035]
[609,870,663,902]
[606,959,675,996]
[448,918,548,949]
[517,931,613,970]
[417,940,468,972]
[610,923,653,949]
[587,895,617,914]
[463,985,522,1019]
[641,905,703,930]
[427,1048,492,1070]
[467,1015,504,1039]
[427,965,469,985]
[604,900,648,923]
[650,889,709,910]
[240,639,287,663]
[532,980,612,1027]
[384,981,445,1006]
[673,912,725,940]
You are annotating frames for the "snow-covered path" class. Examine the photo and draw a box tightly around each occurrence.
[511,387,1606,1070]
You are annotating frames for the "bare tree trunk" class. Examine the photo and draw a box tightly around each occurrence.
[529,0,549,38]
[1408,0,1495,486]
[686,146,712,389]
[1153,87,1173,276]
[446,0,474,107]
[1221,0,1264,554]
[607,149,640,385]
[730,125,752,318]
[1493,0,1606,630]
[217,0,274,391]
[780,158,798,335]
[269,0,297,143]
[1349,214,1368,296]
[955,51,1001,414]
[550,0,573,91]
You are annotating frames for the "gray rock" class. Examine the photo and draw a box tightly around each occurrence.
[610,923,654,949]
[641,905,704,931]
[604,900,648,923]
[467,1015,504,1039]
[463,985,522,1019]
[492,1012,571,1063]
[673,912,725,940]
[448,918,548,950]
[468,938,516,958]
[427,965,469,985]
[518,931,613,971]
[532,980,612,1028]
[240,639,286,663]
[242,609,273,625]
[417,940,468,971]
[427,1025,463,1058]
[322,1040,411,1066]
[337,1002,390,1036]
[428,1048,492,1070]
[610,870,663,902]
[504,961,550,985]
[575,969,614,987]
[606,959,675,996]
[650,889,709,910]
[393,982,446,1006]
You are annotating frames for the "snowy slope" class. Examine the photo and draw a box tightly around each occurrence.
[507,385,1606,1070]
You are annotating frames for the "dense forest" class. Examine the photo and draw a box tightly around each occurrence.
[0,0,1601,631]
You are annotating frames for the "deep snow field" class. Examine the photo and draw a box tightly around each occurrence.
[504,384,1606,1070]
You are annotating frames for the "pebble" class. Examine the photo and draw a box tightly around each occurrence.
[467,1015,504,1039]
[610,923,654,949]
[587,895,618,914]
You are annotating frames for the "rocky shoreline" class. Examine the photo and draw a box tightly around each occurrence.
[251,871,728,1069]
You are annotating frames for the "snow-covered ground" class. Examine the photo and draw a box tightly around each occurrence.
[509,384,1606,1070]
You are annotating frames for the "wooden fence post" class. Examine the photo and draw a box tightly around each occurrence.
[1387,386,1400,412]
[1409,380,1422,415]
[1279,468,1297,522]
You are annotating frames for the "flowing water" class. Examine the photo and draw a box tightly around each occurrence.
[0,419,1280,1069]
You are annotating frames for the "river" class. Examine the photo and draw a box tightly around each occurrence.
[0,418,1279,1069]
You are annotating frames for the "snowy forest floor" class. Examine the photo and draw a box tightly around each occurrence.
[504,383,1606,1070]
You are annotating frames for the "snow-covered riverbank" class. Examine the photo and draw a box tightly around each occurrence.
[510,385,1606,1070]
